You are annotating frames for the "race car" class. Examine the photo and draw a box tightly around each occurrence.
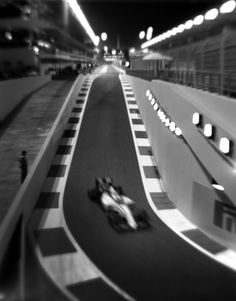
[88,177,150,232]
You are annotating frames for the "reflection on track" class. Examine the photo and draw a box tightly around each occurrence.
[64,66,236,300]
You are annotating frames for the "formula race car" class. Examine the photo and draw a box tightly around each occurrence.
[88,177,150,232]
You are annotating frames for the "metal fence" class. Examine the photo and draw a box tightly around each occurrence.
[126,69,236,97]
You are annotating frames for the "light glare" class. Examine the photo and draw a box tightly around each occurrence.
[193,15,204,25]
[205,8,219,20]
[204,123,213,137]
[192,112,200,125]
[139,31,145,39]
[220,0,236,13]
[65,0,99,46]
[219,137,231,154]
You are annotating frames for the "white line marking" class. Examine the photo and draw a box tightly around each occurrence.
[136,138,150,147]
[132,124,146,131]
[128,104,139,109]
[139,155,157,166]
[43,252,100,286]
[31,209,63,229]
[145,178,165,193]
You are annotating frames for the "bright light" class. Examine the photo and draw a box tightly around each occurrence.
[151,98,156,105]
[148,94,153,101]
[205,8,219,20]
[169,122,176,132]
[146,26,153,40]
[193,14,204,25]
[185,20,193,30]
[212,183,224,191]
[146,90,151,97]
[125,61,130,67]
[65,0,99,46]
[101,32,107,41]
[192,112,201,125]
[112,49,116,55]
[219,137,231,154]
[104,45,108,52]
[166,30,172,38]
[33,46,39,54]
[220,0,236,13]
[175,127,182,136]
[139,30,145,39]
[5,32,12,40]
[171,27,178,36]
[153,103,159,111]
[177,24,185,33]
[94,47,99,53]
[204,123,213,137]
[130,48,135,54]
[165,118,170,127]
[143,48,149,53]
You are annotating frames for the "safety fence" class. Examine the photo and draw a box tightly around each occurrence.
[126,69,236,97]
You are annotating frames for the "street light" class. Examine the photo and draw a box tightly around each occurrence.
[139,30,145,39]
[101,32,107,41]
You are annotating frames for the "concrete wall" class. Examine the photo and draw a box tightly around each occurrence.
[0,74,86,263]
[127,75,236,250]
[0,75,51,122]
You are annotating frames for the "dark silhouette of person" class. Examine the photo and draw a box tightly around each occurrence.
[19,150,28,183]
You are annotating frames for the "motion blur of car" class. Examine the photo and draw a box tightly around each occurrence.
[88,177,151,232]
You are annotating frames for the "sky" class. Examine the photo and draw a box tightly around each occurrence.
[79,0,225,50]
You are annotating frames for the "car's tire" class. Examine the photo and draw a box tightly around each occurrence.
[106,210,125,232]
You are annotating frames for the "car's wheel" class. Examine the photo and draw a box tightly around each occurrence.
[106,210,125,232]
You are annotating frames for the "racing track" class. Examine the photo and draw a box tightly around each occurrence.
[64,67,236,300]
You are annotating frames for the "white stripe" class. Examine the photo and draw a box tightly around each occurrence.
[70,112,81,118]
[43,252,100,286]
[133,124,146,131]
[43,177,66,193]
[75,103,84,108]
[136,138,150,146]
[128,104,138,109]
[145,178,165,193]
[125,96,136,100]
[53,154,70,165]
[215,250,236,271]
[139,155,156,166]
[129,113,141,119]
[60,137,74,145]
[158,209,197,232]
[66,123,77,130]
[31,209,63,229]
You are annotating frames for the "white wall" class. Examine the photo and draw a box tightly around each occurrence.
[127,75,236,250]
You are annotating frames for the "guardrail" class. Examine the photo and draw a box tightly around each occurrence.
[126,69,236,97]
[0,73,86,299]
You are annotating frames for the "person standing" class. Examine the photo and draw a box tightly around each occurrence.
[19,150,28,183]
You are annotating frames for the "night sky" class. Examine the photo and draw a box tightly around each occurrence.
[79,0,225,50]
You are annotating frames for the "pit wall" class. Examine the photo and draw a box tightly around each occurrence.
[126,75,236,251]
[0,75,51,122]
[0,74,86,263]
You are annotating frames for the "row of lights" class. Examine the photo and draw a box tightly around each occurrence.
[139,26,153,41]
[146,89,183,137]
[141,0,236,49]
[192,112,233,156]
[145,92,228,191]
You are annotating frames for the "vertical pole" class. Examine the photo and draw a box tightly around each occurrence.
[19,217,25,301]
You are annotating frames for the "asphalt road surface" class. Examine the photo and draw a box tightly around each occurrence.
[64,68,236,301]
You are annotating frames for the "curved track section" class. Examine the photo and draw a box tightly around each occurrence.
[63,67,236,300]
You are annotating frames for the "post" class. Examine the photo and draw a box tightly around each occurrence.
[19,216,25,301]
